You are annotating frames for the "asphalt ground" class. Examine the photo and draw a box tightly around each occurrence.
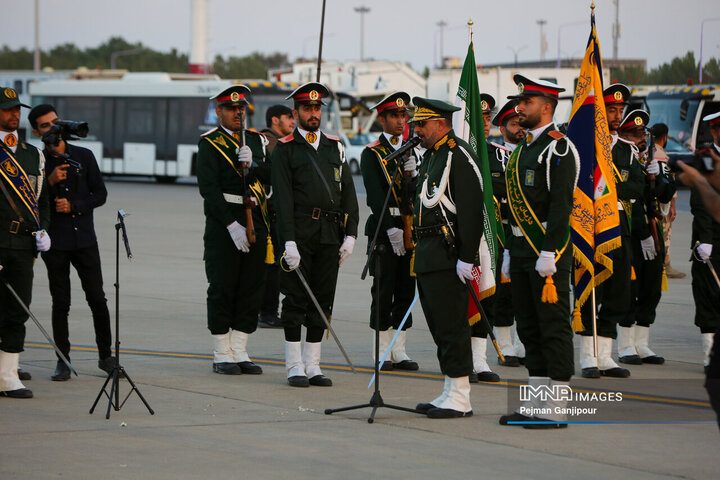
[0,178,717,480]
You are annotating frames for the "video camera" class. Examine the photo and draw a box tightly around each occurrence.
[666,143,717,174]
[41,120,89,146]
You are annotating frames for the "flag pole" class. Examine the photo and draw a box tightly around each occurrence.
[468,18,473,43]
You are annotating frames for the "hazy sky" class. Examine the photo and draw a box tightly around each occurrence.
[3,0,719,72]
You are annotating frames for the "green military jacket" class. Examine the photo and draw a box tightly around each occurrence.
[0,140,50,250]
[631,154,676,247]
[505,125,578,258]
[488,141,511,247]
[413,130,483,273]
[612,137,645,236]
[270,129,359,246]
[360,134,417,238]
[196,127,270,248]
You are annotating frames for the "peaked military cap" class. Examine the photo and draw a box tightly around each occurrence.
[619,109,650,131]
[409,97,460,122]
[211,84,251,107]
[508,74,565,100]
[492,99,520,127]
[603,83,631,106]
[0,87,30,109]
[703,111,720,126]
[371,91,411,114]
[480,93,496,114]
[286,82,330,106]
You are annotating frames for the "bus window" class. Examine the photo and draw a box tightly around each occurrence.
[646,97,699,148]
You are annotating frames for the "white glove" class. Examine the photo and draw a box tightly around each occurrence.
[386,227,406,256]
[339,236,355,266]
[640,236,657,261]
[501,250,511,280]
[456,260,474,284]
[227,221,250,253]
[284,241,300,269]
[35,230,51,252]
[646,159,660,176]
[403,156,418,178]
[535,250,556,277]
[237,145,252,168]
[697,243,713,263]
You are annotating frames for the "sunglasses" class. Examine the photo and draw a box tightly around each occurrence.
[413,118,441,128]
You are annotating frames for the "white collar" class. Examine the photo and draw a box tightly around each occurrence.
[504,141,518,152]
[610,132,618,149]
[526,122,554,146]
[382,132,402,151]
[297,127,321,150]
[220,125,240,138]
[0,130,18,153]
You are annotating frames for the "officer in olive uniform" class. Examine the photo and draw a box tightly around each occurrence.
[410,97,483,419]
[619,109,675,365]
[499,75,579,429]
[360,92,419,372]
[491,99,526,366]
[691,112,720,369]
[579,84,644,378]
[0,87,51,398]
[271,82,359,388]
[197,85,270,376]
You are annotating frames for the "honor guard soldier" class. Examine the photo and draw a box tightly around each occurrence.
[691,112,720,370]
[499,75,579,428]
[360,92,419,371]
[619,109,675,365]
[197,85,270,376]
[0,87,51,398]
[410,97,483,418]
[490,99,526,366]
[271,82,359,387]
[579,84,644,378]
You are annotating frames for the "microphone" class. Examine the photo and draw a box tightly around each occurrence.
[382,136,421,164]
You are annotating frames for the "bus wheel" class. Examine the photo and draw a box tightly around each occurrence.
[155,176,177,184]
[349,158,360,175]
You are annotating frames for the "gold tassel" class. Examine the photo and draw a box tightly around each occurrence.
[409,248,416,277]
[541,276,559,304]
[661,266,668,292]
[631,266,636,281]
[571,307,584,332]
[265,235,275,265]
[500,272,511,283]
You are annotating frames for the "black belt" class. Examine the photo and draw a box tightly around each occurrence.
[295,206,343,223]
[415,223,453,239]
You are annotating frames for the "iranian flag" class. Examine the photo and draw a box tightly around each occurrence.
[452,41,499,325]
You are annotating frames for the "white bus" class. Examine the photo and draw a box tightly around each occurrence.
[29,73,345,182]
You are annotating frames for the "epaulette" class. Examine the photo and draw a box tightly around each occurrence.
[616,136,635,146]
[324,133,340,142]
[547,130,566,141]
[367,139,381,148]
[278,134,294,144]
[201,127,219,137]
[247,128,259,134]
[489,141,511,152]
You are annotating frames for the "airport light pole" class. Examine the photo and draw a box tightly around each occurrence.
[557,21,585,68]
[537,19,547,60]
[354,6,370,61]
[508,45,528,66]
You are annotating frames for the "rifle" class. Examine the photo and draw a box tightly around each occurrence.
[645,130,662,252]
[400,116,417,249]
[238,113,256,243]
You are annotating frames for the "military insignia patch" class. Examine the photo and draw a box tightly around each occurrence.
[620,169,629,182]
[309,90,320,101]
[212,135,229,148]
[390,135,399,145]
[4,88,17,99]
[305,132,317,143]
[614,91,623,101]
[447,138,457,149]
[2,159,18,177]
[492,172,501,177]
[334,167,341,182]
[4,133,17,147]
[525,169,535,186]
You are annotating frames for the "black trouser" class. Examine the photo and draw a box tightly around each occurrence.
[510,254,574,381]
[705,330,720,428]
[260,218,280,317]
[621,236,665,328]
[368,243,415,331]
[416,269,472,378]
[42,244,112,360]
[692,258,720,331]
[0,247,35,353]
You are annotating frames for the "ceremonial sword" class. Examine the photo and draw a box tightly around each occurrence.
[466,281,506,363]
[694,241,720,289]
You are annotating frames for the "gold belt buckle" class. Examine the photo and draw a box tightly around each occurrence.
[9,220,20,234]
[311,208,321,220]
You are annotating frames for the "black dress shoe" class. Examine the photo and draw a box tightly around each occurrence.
[288,375,310,387]
[469,372,479,383]
[98,356,116,375]
[476,371,500,382]
[641,355,665,365]
[523,417,568,429]
[427,407,473,419]
[51,360,71,381]
[238,361,263,374]
[499,355,521,367]
[379,360,393,371]
[518,357,526,365]
[257,313,283,329]
[392,359,419,371]
[619,354,643,365]
[309,374,332,386]
[581,367,601,378]
[17,369,31,381]
[600,367,630,378]
[213,362,243,375]
[0,388,33,398]
[415,402,436,414]
[499,411,532,425]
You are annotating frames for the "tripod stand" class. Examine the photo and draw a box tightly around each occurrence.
[325,140,424,423]
[90,210,154,419]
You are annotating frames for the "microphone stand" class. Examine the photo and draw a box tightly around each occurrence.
[90,210,154,419]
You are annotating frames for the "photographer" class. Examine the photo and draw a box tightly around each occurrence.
[28,104,114,381]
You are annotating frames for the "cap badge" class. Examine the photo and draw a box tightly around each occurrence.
[395,98,405,108]
[230,92,240,102]
[634,116,643,126]
[309,90,320,101]
[614,91,623,101]
[481,100,489,111]
[517,83,524,94]
[4,88,17,99]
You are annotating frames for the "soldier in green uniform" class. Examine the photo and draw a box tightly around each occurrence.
[410,97,482,419]
[271,82,359,388]
[690,112,720,370]
[360,92,419,371]
[498,75,579,429]
[197,85,270,376]
[578,84,644,378]
[619,109,675,365]
[0,87,51,398]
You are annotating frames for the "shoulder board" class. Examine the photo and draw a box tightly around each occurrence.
[201,127,219,137]
[246,128,260,134]
[278,134,294,144]
[367,139,382,148]
[489,141,511,152]
[324,133,340,142]
[547,130,566,141]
